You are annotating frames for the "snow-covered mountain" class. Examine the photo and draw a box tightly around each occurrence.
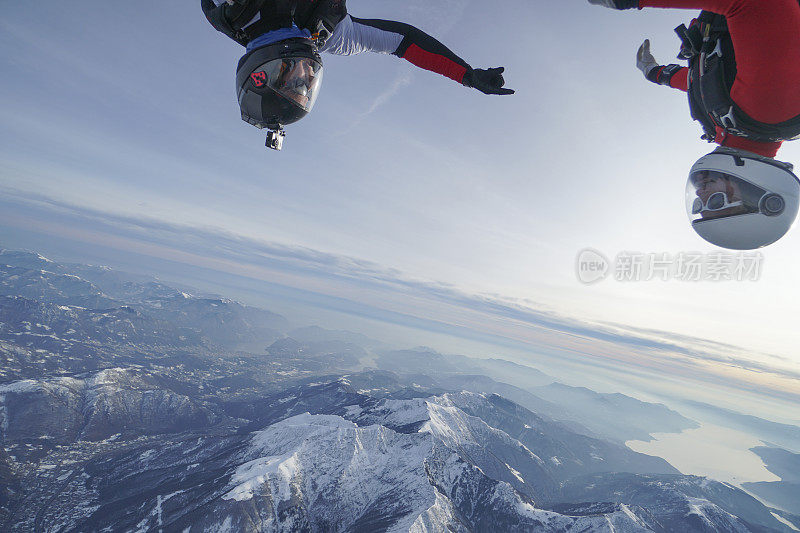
[0,249,797,532]
[2,371,793,532]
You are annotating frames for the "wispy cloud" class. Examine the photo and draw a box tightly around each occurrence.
[365,73,413,117]
[340,0,469,131]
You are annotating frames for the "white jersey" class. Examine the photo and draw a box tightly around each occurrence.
[319,15,403,56]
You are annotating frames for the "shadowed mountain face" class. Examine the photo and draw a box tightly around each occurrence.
[0,249,797,532]
[743,447,800,515]
[0,369,217,445]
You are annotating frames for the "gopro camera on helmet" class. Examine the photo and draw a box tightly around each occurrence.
[266,129,286,151]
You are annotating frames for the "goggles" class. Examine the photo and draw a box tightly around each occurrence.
[691,192,743,215]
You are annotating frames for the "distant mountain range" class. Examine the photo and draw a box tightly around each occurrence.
[0,248,797,532]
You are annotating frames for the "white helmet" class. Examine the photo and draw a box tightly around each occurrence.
[685,148,800,249]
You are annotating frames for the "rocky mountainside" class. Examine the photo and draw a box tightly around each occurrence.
[0,249,796,532]
[2,369,793,532]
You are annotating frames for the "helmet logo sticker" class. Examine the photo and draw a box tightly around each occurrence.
[250,71,267,88]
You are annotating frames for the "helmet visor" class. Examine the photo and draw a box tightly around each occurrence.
[686,170,767,223]
[250,57,324,113]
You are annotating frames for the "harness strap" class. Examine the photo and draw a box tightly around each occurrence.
[202,0,295,46]
[236,0,295,44]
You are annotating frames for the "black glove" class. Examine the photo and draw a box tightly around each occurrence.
[463,67,515,95]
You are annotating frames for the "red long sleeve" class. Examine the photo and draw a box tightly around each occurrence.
[640,0,749,13]
[669,67,688,92]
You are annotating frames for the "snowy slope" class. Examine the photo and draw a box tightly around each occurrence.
[187,412,652,533]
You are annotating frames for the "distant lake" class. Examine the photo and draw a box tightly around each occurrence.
[627,423,782,485]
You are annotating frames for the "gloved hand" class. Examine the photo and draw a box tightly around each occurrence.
[587,0,640,9]
[636,39,659,77]
[463,67,515,95]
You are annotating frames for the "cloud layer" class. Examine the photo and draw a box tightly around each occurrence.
[2,188,798,409]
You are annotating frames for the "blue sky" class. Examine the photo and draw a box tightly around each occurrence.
[2,2,799,421]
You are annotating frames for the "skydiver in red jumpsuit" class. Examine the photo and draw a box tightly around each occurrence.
[589,0,800,249]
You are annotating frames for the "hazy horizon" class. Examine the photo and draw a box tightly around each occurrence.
[2,226,798,430]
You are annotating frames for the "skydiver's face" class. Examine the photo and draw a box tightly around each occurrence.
[278,59,317,108]
[694,172,729,203]
[692,172,747,220]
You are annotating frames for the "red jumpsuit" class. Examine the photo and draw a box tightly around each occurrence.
[642,0,800,157]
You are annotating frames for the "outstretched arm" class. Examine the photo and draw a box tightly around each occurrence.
[639,0,753,12]
[636,39,688,91]
[590,0,788,16]
[320,15,514,95]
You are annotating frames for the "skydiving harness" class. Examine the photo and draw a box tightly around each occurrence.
[201,0,346,48]
[676,10,800,143]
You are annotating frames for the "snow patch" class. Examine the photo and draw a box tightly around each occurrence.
[222,410,436,531]
[225,413,359,503]
[424,396,544,466]
[0,396,6,435]
[361,398,429,428]
[408,490,458,533]
[223,451,299,502]
[156,490,185,528]
[505,462,524,483]
[772,512,800,531]
[0,380,40,394]
[683,496,736,529]
[276,395,296,404]
[215,516,234,533]
[620,503,639,522]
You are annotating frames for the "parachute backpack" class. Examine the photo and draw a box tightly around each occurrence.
[675,10,800,144]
